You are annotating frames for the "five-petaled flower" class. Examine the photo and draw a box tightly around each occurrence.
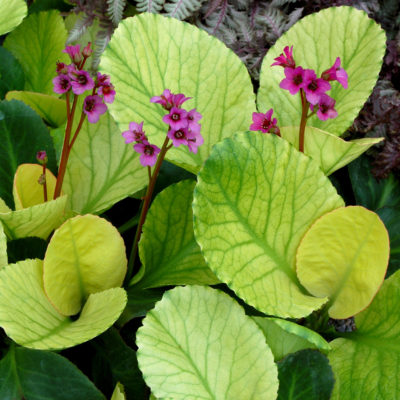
[302,69,331,105]
[63,45,82,65]
[122,122,146,143]
[53,74,71,94]
[321,57,348,89]
[271,46,296,68]
[83,95,107,123]
[150,89,191,110]
[311,94,338,121]
[250,109,280,135]
[279,67,306,95]
[134,141,161,166]
[70,70,95,95]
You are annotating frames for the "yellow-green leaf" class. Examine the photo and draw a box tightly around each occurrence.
[100,13,256,174]
[13,164,58,210]
[193,133,344,318]
[111,383,126,400]
[6,91,67,127]
[4,10,69,95]
[0,259,127,350]
[63,110,148,214]
[0,195,67,240]
[0,223,7,268]
[0,0,27,35]
[296,206,389,319]
[280,127,383,175]
[43,214,127,316]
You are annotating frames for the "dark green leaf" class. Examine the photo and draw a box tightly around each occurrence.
[277,349,334,400]
[0,99,56,208]
[29,0,72,14]
[349,155,400,210]
[0,47,25,100]
[93,328,147,400]
[123,286,164,321]
[7,237,47,264]
[0,346,105,400]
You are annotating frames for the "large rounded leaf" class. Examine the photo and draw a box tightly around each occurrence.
[193,133,344,318]
[43,214,127,316]
[0,195,67,240]
[296,206,389,319]
[0,0,27,35]
[100,13,255,173]
[0,259,127,350]
[137,180,219,289]
[280,127,383,175]
[252,317,330,361]
[4,10,69,95]
[137,285,279,399]
[258,6,386,135]
[13,164,58,210]
[328,269,400,399]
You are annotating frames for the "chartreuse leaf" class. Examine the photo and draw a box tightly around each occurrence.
[258,6,386,136]
[329,269,400,399]
[100,13,255,174]
[4,10,69,95]
[111,383,126,400]
[13,164,58,210]
[0,346,106,400]
[0,99,57,209]
[137,285,279,399]
[277,349,334,400]
[6,91,67,127]
[43,214,127,316]
[193,133,344,318]
[0,0,27,35]
[63,110,148,214]
[0,259,127,350]
[0,47,25,99]
[0,195,67,240]
[296,206,389,319]
[280,127,382,175]
[252,317,330,361]
[137,180,218,289]
[0,223,6,268]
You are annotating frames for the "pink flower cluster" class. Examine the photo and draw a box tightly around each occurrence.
[122,122,161,167]
[53,43,115,123]
[250,109,280,135]
[272,46,348,121]
[152,89,204,153]
[122,90,204,167]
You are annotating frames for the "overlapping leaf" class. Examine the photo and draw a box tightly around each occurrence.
[280,127,382,175]
[252,317,330,361]
[4,10,69,95]
[0,47,24,99]
[63,110,148,214]
[258,6,386,135]
[137,180,218,289]
[0,223,6,268]
[297,206,389,319]
[0,259,127,350]
[43,215,127,316]
[329,269,400,399]
[100,13,256,173]
[0,0,27,35]
[137,285,279,399]
[193,133,344,318]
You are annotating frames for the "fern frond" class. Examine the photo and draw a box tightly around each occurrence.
[164,0,208,20]
[136,0,165,13]
[91,29,111,70]
[107,0,126,26]
[67,13,94,44]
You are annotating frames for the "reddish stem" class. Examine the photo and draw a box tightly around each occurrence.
[299,89,308,153]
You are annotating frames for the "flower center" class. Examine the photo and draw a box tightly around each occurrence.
[78,74,88,85]
[308,80,318,91]
[293,74,303,85]
[85,100,95,112]
[171,113,180,121]
[262,119,271,130]
[61,78,70,89]
[174,130,185,139]
[144,146,154,156]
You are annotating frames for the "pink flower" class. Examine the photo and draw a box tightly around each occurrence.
[187,130,204,153]
[311,94,338,121]
[134,140,160,166]
[83,95,107,123]
[187,109,202,134]
[82,42,93,58]
[302,69,331,105]
[321,57,348,89]
[63,45,82,65]
[122,121,146,143]
[70,70,95,95]
[151,89,191,110]
[271,46,296,68]
[53,74,71,94]
[250,109,279,133]
[279,67,306,95]
[167,127,189,147]
[96,73,111,87]
[163,107,188,130]
[98,83,115,103]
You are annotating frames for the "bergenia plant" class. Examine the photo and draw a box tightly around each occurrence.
[0,3,398,400]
